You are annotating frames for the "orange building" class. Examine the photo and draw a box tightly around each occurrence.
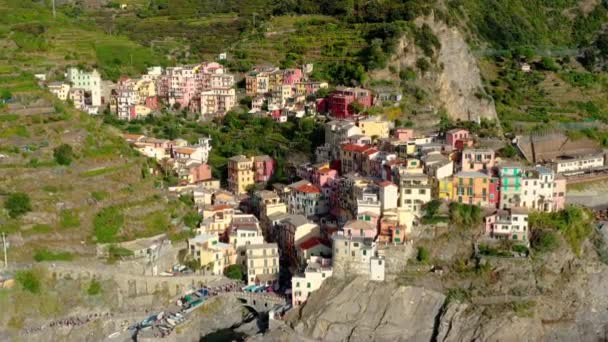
[452,171,491,207]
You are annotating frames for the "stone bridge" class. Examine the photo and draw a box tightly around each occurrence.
[220,292,289,313]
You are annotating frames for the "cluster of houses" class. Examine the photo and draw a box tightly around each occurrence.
[48,63,236,120]
[123,133,218,187]
[48,68,103,115]
[125,116,608,309]
[244,66,379,121]
[47,63,391,123]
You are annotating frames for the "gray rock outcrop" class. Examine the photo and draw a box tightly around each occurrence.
[371,14,497,122]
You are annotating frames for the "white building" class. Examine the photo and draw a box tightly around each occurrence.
[551,153,604,174]
[370,256,385,282]
[66,67,102,107]
[291,256,333,307]
[245,243,279,286]
[484,209,529,244]
[398,173,432,212]
[229,214,265,264]
[48,82,71,101]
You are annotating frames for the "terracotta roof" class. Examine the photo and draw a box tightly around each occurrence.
[298,237,331,250]
[341,144,372,153]
[209,204,234,211]
[174,147,196,154]
[296,184,321,194]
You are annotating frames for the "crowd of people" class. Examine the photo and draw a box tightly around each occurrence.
[22,312,115,335]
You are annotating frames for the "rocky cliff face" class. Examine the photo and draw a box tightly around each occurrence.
[371,15,497,123]
[253,238,608,341]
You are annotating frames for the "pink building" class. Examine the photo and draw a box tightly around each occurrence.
[461,148,496,173]
[342,220,377,239]
[324,87,373,118]
[554,177,566,211]
[446,128,470,149]
[181,163,212,184]
[312,167,338,188]
[394,128,414,142]
[283,69,303,85]
[378,217,405,244]
[144,96,159,110]
[253,155,275,182]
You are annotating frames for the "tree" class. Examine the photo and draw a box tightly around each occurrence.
[1,89,11,101]
[416,246,430,263]
[53,144,74,166]
[416,57,431,73]
[348,101,364,115]
[539,56,558,71]
[5,192,32,218]
[424,200,441,218]
[224,264,244,280]
[500,145,518,158]
[16,270,40,293]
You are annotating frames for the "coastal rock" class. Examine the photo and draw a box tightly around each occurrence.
[291,277,445,342]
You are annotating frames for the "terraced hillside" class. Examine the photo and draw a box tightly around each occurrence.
[0,0,189,262]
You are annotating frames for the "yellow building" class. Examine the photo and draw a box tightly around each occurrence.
[228,155,254,194]
[188,234,236,275]
[198,204,235,236]
[438,177,454,200]
[135,79,156,98]
[357,116,390,139]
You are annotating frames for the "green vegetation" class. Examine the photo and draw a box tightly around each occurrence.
[531,229,560,253]
[31,224,53,234]
[449,203,482,228]
[224,264,244,280]
[183,211,201,228]
[416,246,430,263]
[33,249,74,262]
[143,211,169,236]
[15,270,41,294]
[53,144,74,166]
[4,192,32,218]
[87,279,102,296]
[511,300,535,318]
[108,245,134,259]
[93,207,125,243]
[59,209,80,229]
[421,200,449,224]
[478,243,513,258]
[445,287,471,304]
[91,191,109,201]
[104,111,323,184]
[529,206,593,255]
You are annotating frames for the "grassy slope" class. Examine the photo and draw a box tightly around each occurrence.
[0,0,186,262]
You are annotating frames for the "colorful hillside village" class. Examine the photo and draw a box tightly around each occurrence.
[47,62,379,122]
[119,116,608,309]
[47,61,608,309]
